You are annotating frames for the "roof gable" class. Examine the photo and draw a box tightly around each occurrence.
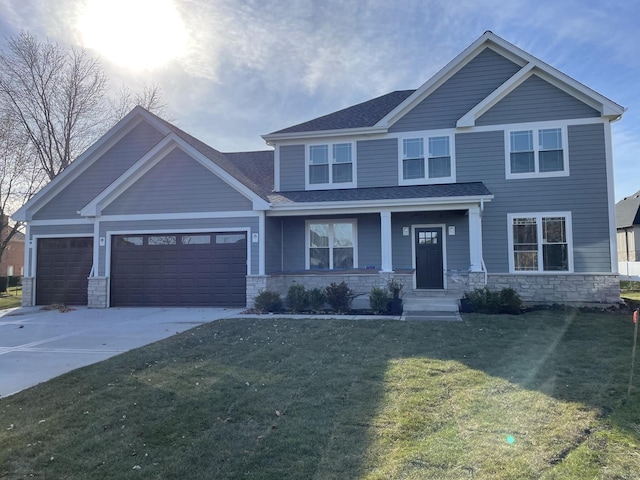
[616,190,640,228]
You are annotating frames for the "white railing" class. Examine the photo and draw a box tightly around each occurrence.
[619,262,640,281]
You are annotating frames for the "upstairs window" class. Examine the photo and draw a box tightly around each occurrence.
[507,127,568,178]
[307,142,355,189]
[400,134,454,185]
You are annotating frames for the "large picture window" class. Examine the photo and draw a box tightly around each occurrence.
[509,213,573,273]
[307,142,355,188]
[307,220,357,269]
[400,134,454,185]
[507,126,568,178]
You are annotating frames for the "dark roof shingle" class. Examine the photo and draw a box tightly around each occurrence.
[268,182,491,204]
[270,90,415,135]
[616,190,640,228]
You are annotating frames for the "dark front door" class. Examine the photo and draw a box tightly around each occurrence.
[36,237,94,305]
[415,227,444,289]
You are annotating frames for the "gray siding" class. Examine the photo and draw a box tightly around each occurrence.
[281,217,306,271]
[33,121,164,220]
[103,148,253,215]
[456,123,611,273]
[265,216,283,273]
[390,48,521,133]
[391,212,469,270]
[357,139,398,188]
[98,217,259,277]
[476,75,600,126]
[357,214,381,268]
[279,145,305,191]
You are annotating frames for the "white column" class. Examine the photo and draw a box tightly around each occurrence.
[469,206,483,272]
[258,211,266,276]
[380,209,393,273]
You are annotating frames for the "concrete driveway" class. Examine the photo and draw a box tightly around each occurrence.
[0,306,241,398]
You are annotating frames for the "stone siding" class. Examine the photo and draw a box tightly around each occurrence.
[88,277,108,308]
[21,277,34,307]
[246,275,268,308]
[485,274,620,305]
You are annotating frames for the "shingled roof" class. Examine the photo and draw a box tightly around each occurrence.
[268,182,492,205]
[616,190,640,228]
[270,90,415,134]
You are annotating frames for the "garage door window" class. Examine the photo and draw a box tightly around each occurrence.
[182,235,210,245]
[149,235,176,245]
[115,236,143,246]
[216,234,245,244]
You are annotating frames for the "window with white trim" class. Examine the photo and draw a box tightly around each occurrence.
[400,135,454,184]
[307,220,357,269]
[507,127,568,178]
[509,213,573,273]
[307,142,355,188]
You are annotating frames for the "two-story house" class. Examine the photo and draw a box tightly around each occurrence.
[13,32,624,308]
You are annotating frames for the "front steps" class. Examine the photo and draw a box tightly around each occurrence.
[402,292,461,313]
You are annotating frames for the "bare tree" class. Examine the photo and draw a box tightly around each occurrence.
[0,114,46,261]
[0,31,109,181]
[110,83,173,123]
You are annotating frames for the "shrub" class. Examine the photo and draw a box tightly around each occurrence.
[324,281,353,313]
[7,276,20,288]
[308,288,326,313]
[286,283,309,313]
[387,279,404,299]
[253,289,283,313]
[462,286,522,314]
[369,287,391,314]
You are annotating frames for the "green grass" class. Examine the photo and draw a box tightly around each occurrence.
[0,288,21,310]
[1,311,639,479]
[621,281,640,302]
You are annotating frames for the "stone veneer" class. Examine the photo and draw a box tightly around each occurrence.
[88,277,109,308]
[247,271,621,308]
[21,277,34,307]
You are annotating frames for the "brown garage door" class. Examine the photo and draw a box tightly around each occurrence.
[110,232,247,307]
[36,237,94,305]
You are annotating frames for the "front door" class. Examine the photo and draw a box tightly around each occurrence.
[415,227,444,289]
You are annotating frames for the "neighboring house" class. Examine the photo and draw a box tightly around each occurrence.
[0,215,25,278]
[13,32,625,308]
[616,191,640,280]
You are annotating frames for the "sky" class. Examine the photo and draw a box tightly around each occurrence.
[0,0,638,200]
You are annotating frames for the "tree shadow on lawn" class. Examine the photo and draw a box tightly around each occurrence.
[1,311,639,478]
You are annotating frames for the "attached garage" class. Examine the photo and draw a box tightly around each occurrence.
[36,237,94,305]
[110,232,247,307]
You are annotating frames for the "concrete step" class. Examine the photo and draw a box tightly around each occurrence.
[403,297,460,312]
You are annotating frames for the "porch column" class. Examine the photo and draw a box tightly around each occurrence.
[258,211,266,276]
[469,206,483,272]
[380,209,393,272]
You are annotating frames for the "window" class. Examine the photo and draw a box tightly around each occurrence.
[307,220,357,269]
[507,127,568,178]
[400,135,454,184]
[307,142,355,188]
[509,213,572,273]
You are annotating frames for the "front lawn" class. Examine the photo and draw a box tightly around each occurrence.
[1,311,639,479]
[0,288,22,310]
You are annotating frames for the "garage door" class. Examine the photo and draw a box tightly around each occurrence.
[36,237,94,305]
[110,232,247,307]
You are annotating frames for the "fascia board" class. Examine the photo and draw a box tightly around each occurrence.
[14,106,175,222]
[261,126,388,144]
[457,63,535,128]
[81,133,270,216]
[268,194,494,215]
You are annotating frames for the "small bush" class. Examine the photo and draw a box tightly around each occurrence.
[462,286,522,314]
[253,289,283,313]
[286,283,309,313]
[387,279,404,299]
[369,287,391,314]
[308,288,326,313]
[325,281,353,313]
